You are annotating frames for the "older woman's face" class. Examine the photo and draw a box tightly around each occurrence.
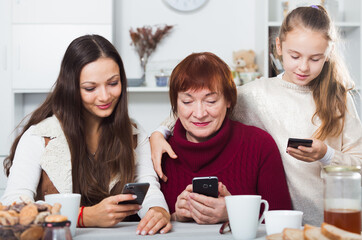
[177,88,230,143]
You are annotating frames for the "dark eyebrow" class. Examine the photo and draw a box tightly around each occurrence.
[80,74,120,85]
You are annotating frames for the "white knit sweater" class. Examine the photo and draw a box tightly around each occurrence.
[234,76,362,225]
[1,115,168,218]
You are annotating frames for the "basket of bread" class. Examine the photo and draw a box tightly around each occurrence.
[266,222,362,240]
[0,197,63,240]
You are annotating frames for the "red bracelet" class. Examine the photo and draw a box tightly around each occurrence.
[77,206,85,228]
[81,206,85,227]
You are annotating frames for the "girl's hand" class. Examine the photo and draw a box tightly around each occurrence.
[150,131,177,182]
[83,194,141,227]
[287,138,327,162]
[136,207,172,235]
[187,182,231,224]
[173,184,193,222]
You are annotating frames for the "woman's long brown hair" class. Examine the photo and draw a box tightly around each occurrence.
[4,35,135,206]
[276,5,354,140]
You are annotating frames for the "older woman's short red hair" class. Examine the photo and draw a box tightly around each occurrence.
[169,52,237,115]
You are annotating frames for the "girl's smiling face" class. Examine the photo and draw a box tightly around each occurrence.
[276,27,331,86]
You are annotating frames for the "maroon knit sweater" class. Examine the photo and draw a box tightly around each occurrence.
[160,117,292,213]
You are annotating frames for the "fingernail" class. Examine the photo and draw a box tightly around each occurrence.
[160,230,165,234]
[132,195,137,199]
[134,210,138,214]
[136,230,140,235]
[149,230,154,235]
[139,205,142,209]
[141,230,146,235]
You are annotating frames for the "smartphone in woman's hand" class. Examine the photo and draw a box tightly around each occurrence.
[118,182,150,205]
[192,176,218,198]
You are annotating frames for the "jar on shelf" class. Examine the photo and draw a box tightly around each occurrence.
[323,166,361,234]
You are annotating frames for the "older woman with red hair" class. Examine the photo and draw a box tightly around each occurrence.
[158,52,292,224]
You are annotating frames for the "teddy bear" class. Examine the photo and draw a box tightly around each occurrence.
[233,49,258,73]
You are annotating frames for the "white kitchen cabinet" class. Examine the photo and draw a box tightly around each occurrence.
[12,0,112,24]
[255,0,362,117]
[9,0,113,130]
[0,0,13,155]
[12,24,112,90]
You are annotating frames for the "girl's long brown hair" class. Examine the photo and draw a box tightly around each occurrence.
[276,5,354,140]
[4,35,135,206]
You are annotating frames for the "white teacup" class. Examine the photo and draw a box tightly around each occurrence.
[45,193,81,237]
[225,195,269,240]
[265,210,303,235]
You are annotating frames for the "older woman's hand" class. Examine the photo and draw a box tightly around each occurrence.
[173,184,193,222]
[150,131,177,182]
[287,138,327,162]
[83,194,141,227]
[136,207,172,235]
[188,182,231,224]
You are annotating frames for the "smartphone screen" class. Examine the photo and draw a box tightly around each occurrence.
[287,138,313,148]
[119,182,150,205]
[192,176,218,198]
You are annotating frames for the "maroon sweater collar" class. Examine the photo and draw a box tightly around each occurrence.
[169,117,240,173]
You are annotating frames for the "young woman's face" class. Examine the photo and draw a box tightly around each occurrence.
[276,28,331,86]
[177,88,230,143]
[80,57,122,120]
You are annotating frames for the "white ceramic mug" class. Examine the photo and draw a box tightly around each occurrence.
[45,193,81,237]
[265,210,303,235]
[225,195,269,240]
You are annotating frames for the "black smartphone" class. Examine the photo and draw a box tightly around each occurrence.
[287,138,313,148]
[192,176,218,198]
[118,182,150,205]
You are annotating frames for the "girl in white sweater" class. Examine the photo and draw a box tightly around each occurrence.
[150,5,362,226]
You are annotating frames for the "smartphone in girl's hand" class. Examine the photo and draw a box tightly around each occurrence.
[287,138,313,148]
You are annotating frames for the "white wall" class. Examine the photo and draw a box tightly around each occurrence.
[114,0,257,133]
[115,0,256,79]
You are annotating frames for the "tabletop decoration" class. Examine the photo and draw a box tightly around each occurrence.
[129,24,174,85]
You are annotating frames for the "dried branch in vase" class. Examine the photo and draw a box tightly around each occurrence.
[129,24,174,64]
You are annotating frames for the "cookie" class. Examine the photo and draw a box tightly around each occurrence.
[50,203,61,214]
[20,226,43,240]
[45,214,68,223]
[0,210,18,226]
[19,204,38,225]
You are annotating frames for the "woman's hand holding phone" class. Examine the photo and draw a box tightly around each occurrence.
[173,184,193,222]
[83,194,141,227]
[287,138,327,162]
[174,181,231,224]
[187,182,230,224]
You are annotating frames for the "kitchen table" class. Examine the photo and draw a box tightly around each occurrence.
[74,221,267,239]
